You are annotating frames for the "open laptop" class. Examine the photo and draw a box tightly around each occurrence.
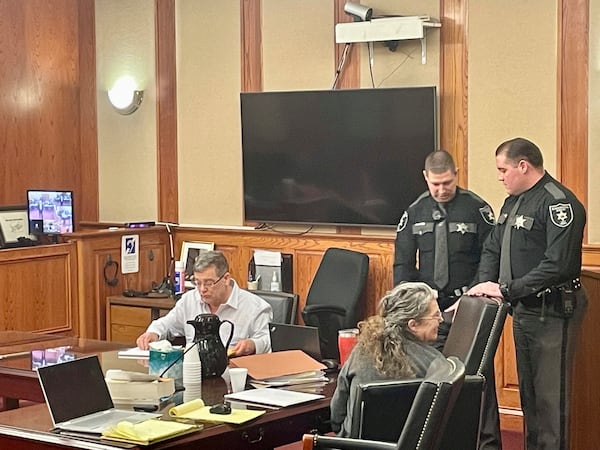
[37,355,161,434]
[269,323,322,362]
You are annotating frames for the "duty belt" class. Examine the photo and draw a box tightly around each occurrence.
[520,278,581,307]
[554,277,581,292]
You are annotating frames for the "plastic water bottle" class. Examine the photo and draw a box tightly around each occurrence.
[174,260,185,294]
[270,271,280,292]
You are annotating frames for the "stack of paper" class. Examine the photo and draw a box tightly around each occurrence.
[224,387,324,407]
[117,347,149,359]
[102,419,197,445]
[249,370,328,387]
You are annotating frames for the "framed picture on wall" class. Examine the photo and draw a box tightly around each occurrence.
[181,241,215,287]
[0,205,37,248]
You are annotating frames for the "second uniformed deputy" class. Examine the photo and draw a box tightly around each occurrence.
[394,150,501,450]
[468,137,587,450]
[393,150,496,347]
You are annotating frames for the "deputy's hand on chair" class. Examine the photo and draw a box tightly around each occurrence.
[466,282,501,299]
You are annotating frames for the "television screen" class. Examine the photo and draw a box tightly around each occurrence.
[27,190,74,235]
[240,87,437,227]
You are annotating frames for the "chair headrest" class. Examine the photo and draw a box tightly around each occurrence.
[443,295,508,374]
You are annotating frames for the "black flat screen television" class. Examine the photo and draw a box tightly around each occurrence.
[27,190,74,235]
[240,87,437,227]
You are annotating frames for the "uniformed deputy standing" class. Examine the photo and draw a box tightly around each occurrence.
[394,150,495,347]
[393,150,501,450]
[468,137,587,450]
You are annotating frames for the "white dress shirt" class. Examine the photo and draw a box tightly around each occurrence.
[146,279,273,353]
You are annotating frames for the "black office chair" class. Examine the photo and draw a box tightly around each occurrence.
[353,374,485,443]
[302,356,466,450]
[341,295,506,448]
[442,295,509,375]
[251,289,298,324]
[301,248,369,360]
[439,294,509,450]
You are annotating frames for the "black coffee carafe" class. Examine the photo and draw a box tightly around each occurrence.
[187,314,234,378]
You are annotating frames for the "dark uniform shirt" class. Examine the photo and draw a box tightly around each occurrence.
[394,187,495,309]
[477,171,586,301]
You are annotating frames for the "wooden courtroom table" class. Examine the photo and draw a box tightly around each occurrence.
[0,331,127,409]
[0,331,334,449]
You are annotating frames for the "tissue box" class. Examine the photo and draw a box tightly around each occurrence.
[149,348,183,385]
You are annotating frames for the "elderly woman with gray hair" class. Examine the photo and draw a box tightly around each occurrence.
[330,281,445,437]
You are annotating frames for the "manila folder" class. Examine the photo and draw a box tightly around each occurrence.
[230,350,326,381]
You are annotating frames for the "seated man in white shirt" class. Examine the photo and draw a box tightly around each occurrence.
[136,250,273,356]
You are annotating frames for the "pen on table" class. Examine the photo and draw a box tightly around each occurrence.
[0,351,31,360]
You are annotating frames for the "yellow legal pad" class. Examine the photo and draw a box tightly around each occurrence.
[102,419,198,445]
[169,399,266,424]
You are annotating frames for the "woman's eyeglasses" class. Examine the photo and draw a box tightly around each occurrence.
[421,310,443,322]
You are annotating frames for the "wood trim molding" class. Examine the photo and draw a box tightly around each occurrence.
[78,0,99,222]
[557,0,589,224]
[155,0,179,223]
[241,0,262,92]
[333,0,360,89]
[439,0,468,187]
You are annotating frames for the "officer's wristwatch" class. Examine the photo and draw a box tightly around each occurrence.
[499,283,510,300]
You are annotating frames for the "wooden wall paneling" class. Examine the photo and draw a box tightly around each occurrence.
[0,244,78,335]
[213,244,247,285]
[557,0,588,209]
[494,317,521,411]
[294,250,326,323]
[155,0,179,223]
[333,0,360,89]
[439,0,468,187]
[69,227,170,339]
[240,0,263,92]
[172,227,395,326]
[583,246,600,266]
[0,1,85,219]
[78,0,99,222]
[571,269,600,447]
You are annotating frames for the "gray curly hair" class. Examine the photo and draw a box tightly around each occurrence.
[356,281,436,378]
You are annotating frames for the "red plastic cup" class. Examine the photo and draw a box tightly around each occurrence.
[338,328,359,366]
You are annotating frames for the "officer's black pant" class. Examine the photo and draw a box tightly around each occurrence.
[512,289,587,450]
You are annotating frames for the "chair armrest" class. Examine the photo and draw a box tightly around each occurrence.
[302,434,396,450]
[302,304,347,316]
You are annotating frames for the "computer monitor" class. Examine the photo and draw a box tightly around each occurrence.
[27,190,74,236]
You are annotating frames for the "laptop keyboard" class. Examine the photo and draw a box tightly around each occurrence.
[65,410,156,432]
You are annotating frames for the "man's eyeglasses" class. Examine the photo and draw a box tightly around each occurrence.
[193,272,226,289]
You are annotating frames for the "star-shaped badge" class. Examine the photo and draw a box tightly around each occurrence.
[515,215,527,229]
[456,223,468,234]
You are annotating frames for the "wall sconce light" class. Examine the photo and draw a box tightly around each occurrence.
[107,76,143,115]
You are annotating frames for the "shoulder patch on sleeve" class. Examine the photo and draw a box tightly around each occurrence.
[544,182,567,200]
[549,203,573,228]
[479,205,496,225]
[396,211,409,232]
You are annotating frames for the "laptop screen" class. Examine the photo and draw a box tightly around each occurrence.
[37,355,115,424]
[269,323,322,361]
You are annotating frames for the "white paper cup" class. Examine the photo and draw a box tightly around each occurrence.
[229,367,248,393]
